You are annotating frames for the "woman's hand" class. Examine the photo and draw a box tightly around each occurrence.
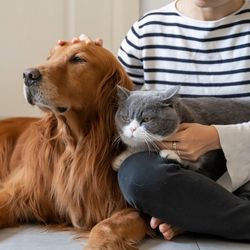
[57,34,103,46]
[158,123,221,161]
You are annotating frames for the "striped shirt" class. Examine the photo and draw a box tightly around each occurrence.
[118,1,250,191]
[118,0,250,99]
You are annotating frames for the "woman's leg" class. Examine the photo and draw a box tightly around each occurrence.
[118,151,250,240]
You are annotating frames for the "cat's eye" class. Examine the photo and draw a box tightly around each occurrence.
[142,117,152,123]
[121,115,129,122]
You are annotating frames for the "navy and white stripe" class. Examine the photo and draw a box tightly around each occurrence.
[118,0,250,98]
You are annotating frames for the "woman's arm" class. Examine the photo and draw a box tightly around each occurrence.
[214,122,250,191]
[160,122,250,191]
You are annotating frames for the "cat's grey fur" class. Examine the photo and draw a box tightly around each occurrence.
[114,86,250,181]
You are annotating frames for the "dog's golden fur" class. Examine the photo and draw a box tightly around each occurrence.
[0,41,149,249]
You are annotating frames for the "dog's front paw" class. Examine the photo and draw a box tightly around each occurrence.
[160,150,182,163]
[85,241,137,250]
[85,224,138,250]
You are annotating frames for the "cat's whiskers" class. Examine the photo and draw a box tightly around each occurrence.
[143,137,152,152]
[112,135,121,147]
[144,131,160,152]
[145,132,163,142]
[145,133,163,147]
[145,133,161,151]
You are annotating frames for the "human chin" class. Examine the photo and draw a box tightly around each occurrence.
[194,0,230,8]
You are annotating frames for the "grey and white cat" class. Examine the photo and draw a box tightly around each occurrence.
[113,86,250,181]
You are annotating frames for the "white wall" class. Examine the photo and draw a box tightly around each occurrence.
[140,0,173,16]
[0,0,178,117]
[0,0,139,117]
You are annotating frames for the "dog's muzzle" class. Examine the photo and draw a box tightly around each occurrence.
[23,68,42,105]
[23,67,68,113]
[23,68,42,87]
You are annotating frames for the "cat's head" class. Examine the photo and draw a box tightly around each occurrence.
[115,86,181,147]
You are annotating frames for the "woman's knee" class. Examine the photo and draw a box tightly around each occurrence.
[117,151,182,209]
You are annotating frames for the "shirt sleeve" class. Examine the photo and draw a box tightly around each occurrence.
[214,122,250,192]
[117,21,144,89]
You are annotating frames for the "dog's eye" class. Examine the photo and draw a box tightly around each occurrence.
[70,56,85,64]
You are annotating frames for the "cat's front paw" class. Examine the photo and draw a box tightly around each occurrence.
[160,150,182,163]
[112,156,125,171]
[112,151,132,171]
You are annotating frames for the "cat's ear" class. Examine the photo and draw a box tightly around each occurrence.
[117,85,131,101]
[161,86,180,106]
[166,86,180,99]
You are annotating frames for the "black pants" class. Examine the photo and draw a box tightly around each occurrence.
[118,152,250,240]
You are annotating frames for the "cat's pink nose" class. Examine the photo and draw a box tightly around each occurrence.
[130,127,136,132]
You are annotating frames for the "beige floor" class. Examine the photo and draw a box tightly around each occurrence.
[0,226,249,250]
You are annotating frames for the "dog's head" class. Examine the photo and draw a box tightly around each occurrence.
[23,41,132,115]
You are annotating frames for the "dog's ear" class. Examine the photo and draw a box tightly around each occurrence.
[113,59,134,91]
[117,86,130,101]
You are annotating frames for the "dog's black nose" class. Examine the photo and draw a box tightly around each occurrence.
[23,68,41,87]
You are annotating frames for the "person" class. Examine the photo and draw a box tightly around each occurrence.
[58,0,250,241]
[116,0,250,240]
[118,0,250,240]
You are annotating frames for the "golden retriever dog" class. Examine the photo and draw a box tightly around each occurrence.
[0,41,150,249]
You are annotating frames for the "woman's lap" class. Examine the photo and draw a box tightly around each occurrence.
[118,151,250,240]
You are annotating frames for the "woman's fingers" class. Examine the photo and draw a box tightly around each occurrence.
[79,34,91,42]
[158,141,184,158]
[57,34,103,47]
[79,34,103,46]
[71,37,81,43]
[57,39,67,46]
[178,123,191,130]
[94,38,103,46]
